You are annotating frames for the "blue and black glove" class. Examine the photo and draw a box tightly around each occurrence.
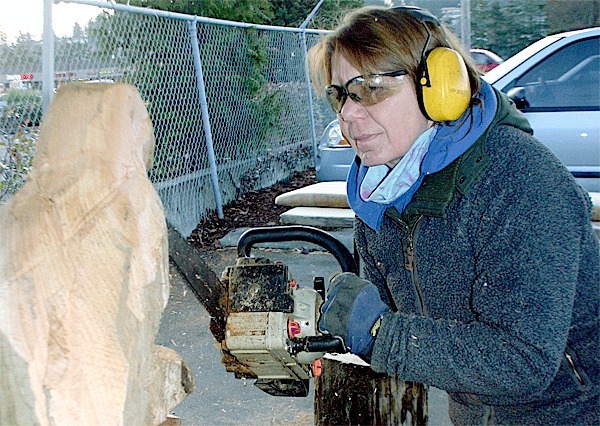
[318,272,390,362]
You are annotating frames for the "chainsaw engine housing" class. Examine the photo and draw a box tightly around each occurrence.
[220,257,324,396]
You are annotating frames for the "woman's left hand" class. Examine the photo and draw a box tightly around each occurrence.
[319,272,390,362]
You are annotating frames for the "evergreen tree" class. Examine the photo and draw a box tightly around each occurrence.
[471,0,546,59]
[269,0,359,28]
[115,0,274,24]
[546,0,599,33]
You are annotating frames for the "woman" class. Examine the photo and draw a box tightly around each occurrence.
[309,6,599,425]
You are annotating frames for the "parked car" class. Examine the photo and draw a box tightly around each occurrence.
[470,48,504,73]
[316,27,600,193]
[484,26,599,192]
[315,118,355,182]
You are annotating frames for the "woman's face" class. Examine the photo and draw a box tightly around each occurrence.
[332,55,433,168]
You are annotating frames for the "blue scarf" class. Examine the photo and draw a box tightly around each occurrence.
[347,81,498,231]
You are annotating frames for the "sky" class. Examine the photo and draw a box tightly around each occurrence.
[0,0,105,42]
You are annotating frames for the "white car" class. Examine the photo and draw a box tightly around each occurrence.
[315,119,354,182]
[317,27,600,192]
[484,27,599,192]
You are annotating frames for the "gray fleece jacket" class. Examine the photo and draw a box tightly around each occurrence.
[355,91,599,424]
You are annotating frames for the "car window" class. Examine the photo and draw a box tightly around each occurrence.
[507,36,599,110]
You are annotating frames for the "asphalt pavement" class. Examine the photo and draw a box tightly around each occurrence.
[156,228,452,426]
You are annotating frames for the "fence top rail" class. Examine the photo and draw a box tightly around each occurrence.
[57,0,331,35]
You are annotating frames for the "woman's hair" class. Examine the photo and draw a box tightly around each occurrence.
[308,6,481,99]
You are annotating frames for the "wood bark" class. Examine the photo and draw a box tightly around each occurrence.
[315,359,428,425]
[0,83,193,425]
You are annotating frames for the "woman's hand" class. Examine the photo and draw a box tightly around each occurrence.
[319,272,390,362]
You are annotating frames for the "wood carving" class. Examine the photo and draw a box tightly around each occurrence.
[0,83,194,425]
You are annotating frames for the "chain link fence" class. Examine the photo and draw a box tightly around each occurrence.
[0,0,335,236]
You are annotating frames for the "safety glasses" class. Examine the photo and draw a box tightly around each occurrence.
[325,70,409,113]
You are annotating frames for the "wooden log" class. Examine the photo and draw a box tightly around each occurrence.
[315,359,428,425]
[167,225,228,343]
[0,82,193,425]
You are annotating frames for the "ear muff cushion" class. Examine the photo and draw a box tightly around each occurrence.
[421,47,471,122]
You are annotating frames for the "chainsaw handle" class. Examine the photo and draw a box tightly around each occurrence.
[237,225,358,274]
[289,335,347,354]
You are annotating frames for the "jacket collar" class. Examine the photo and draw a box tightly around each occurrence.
[390,86,533,221]
[399,126,490,219]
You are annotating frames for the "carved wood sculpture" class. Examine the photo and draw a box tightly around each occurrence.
[0,83,194,425]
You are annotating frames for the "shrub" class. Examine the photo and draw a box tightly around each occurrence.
[0,129,38,204]
[0,89,43,133]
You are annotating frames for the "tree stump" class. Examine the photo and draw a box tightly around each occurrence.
[0,83,193,425]
[315,359,428,425]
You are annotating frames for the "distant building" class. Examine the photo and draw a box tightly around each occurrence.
[1,68,127,90]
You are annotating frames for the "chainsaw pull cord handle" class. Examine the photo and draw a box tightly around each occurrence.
[237,225,358,274]
[288,335,346,355]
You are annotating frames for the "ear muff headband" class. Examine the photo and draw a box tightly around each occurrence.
[393,6,471,122]
[394,6,441,27]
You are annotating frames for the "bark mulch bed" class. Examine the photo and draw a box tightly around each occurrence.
[188,169,318,251]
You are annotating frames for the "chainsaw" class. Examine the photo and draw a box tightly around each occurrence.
[218,225,358,397]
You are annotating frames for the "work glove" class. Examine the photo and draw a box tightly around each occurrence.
[319,272,389,362]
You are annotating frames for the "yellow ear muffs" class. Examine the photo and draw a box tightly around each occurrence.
[419,47,471,122]
[393,6,472,121]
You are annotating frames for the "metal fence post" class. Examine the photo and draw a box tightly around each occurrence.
[299,0,324,169]
[461,0,471,50]
[42,0,55,117]
[188,18,224,219]
[300,30,318,169]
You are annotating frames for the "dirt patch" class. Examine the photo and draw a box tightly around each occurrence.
[188,169,318,251]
